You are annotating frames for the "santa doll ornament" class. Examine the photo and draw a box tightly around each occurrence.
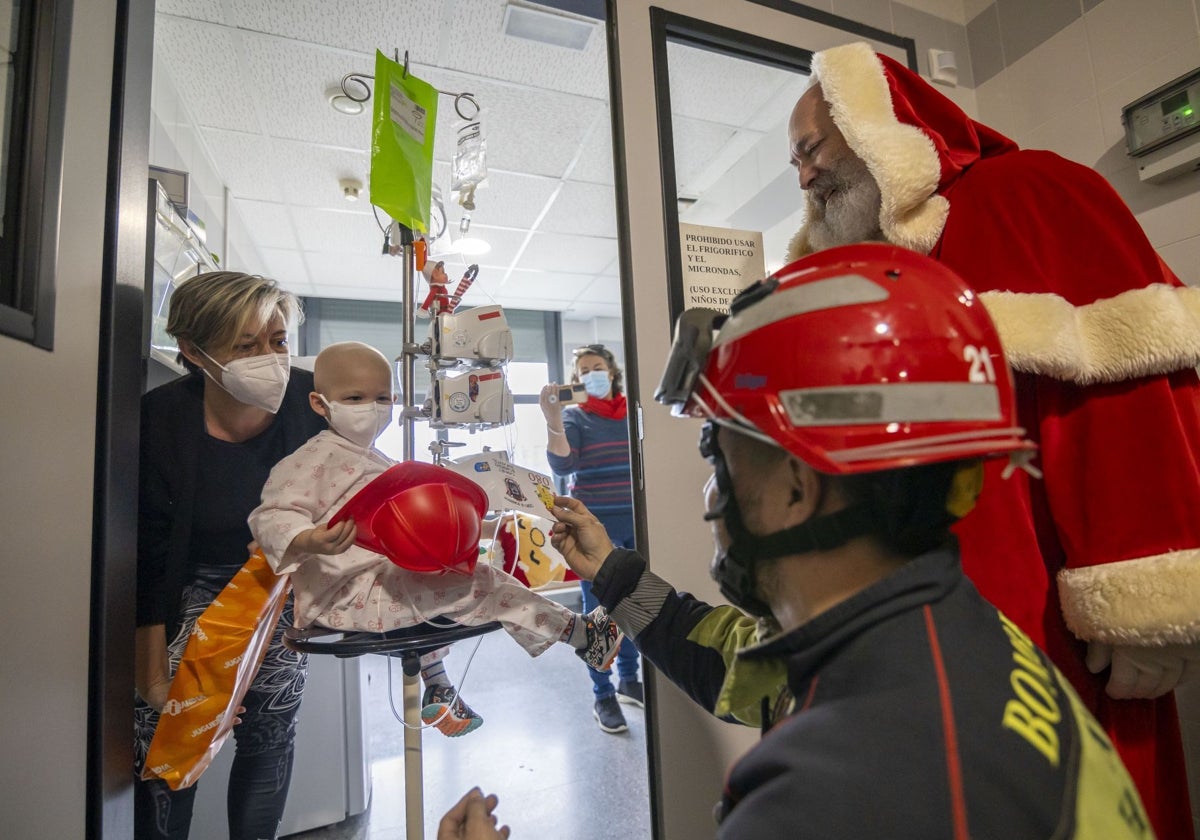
[418,260,479,319]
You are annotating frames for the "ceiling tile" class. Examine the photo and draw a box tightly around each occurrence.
[233,199,298,250]
[495,269,594,301]
[429,78,608,178]
[564,300,622,320]
[670,117,739,196]
[259,247,312,288]
[272,139,371,208]
[292,207,385,254]
[304,251,407,294]
[492,296,578,313]
[746,73,811,133]
[572,275,621,304]
[567,116,616,185]
[154,0,794,317]
[518,232,616,274]
[155,1,226,23]
[538,181,616,238]
[683,128,767,201]
[666,40,793,128]
[199,128,282,201]
[440,169,560,231]
[430,225,532,275]
[230,0,442,57]
[306,283,401,303]
[154,17,261,132]
[442,0,610,101]
[452,284,502,309]
[240,35,376,150]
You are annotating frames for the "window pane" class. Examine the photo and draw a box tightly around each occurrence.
[0,2,19,224]
[0,0,25,303]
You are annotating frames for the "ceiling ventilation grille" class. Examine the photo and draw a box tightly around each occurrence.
[502,3,596,51]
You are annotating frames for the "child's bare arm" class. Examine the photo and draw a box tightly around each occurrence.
[282,519,358,565]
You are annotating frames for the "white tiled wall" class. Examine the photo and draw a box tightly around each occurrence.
[972,1,1200,835]
[973,0,1200,285]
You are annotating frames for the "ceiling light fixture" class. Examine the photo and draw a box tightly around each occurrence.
[502,2,597,51]
[454,237,491,256]
[327,86,365,116]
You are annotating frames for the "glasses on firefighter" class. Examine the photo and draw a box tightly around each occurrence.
[699,420,721,463]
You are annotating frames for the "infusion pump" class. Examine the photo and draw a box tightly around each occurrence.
[1123,67,1200,184]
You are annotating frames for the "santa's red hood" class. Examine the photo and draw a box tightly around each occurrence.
[786,42,1018,261]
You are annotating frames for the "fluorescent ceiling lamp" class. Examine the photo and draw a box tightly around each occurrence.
[503,3,595,50]
[456,237,491,256]
[432,236,491,257]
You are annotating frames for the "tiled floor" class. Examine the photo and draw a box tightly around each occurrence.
[283,611,653,839]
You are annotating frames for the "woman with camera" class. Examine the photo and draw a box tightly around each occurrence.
[540,344,642,734]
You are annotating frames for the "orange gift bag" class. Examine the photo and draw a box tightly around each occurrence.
[141,550,290,790]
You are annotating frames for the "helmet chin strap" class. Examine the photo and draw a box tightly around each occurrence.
[706,440,876,618]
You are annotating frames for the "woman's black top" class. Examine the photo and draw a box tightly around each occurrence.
[136,368,325,637]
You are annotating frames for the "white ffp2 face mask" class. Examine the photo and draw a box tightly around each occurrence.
[199,349,291,414]
[320,396,394,448]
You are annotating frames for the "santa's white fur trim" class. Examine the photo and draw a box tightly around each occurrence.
[981,285,1200,385]
[787,43,948,261]
[1058,548,1200,645]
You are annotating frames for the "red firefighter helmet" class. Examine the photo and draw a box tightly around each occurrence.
[656,243,1034,474]
[330,462,487,575]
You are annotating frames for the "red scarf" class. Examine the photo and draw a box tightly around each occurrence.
[579,392,627,420]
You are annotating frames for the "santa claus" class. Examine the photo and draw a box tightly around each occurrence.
[782,41,1200,838]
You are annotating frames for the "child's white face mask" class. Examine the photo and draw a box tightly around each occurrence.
[320,396,393,448]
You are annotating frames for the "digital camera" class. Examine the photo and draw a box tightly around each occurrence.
[554,383,588,405]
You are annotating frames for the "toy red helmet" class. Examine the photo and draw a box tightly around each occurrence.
[329,462,488,575]
[655,243,1035,474]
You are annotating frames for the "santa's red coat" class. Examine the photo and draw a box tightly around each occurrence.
[794,43,1200,839]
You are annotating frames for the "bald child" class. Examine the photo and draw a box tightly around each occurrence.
[249,341,623,737]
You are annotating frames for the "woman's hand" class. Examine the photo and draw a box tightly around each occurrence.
[539,383,565,424]
[549,496,616,581]
[437,788,510,840]
[135,624,173,712]
[138,674,174,713]
[540,384,571,456]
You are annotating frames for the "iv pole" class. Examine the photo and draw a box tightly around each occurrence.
[394,220,426,840]
[341,50,486,839]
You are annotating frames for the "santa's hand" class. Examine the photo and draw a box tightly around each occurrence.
[548,496,614,581]
[1087,640,1200,699]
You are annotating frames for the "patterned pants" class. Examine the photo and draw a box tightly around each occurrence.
[134,565,307,840]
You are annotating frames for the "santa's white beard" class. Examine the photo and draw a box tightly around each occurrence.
[806,156,884,251]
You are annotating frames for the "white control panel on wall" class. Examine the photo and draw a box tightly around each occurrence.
[1123,67,1200,184]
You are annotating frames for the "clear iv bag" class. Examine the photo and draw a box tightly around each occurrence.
[451,114,487,211]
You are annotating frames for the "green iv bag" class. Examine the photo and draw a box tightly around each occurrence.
[370,50,438,233]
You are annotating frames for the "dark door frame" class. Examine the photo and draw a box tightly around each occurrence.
[92,0,154,835]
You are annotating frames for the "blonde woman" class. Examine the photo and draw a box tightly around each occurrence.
[133,271,325,840]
